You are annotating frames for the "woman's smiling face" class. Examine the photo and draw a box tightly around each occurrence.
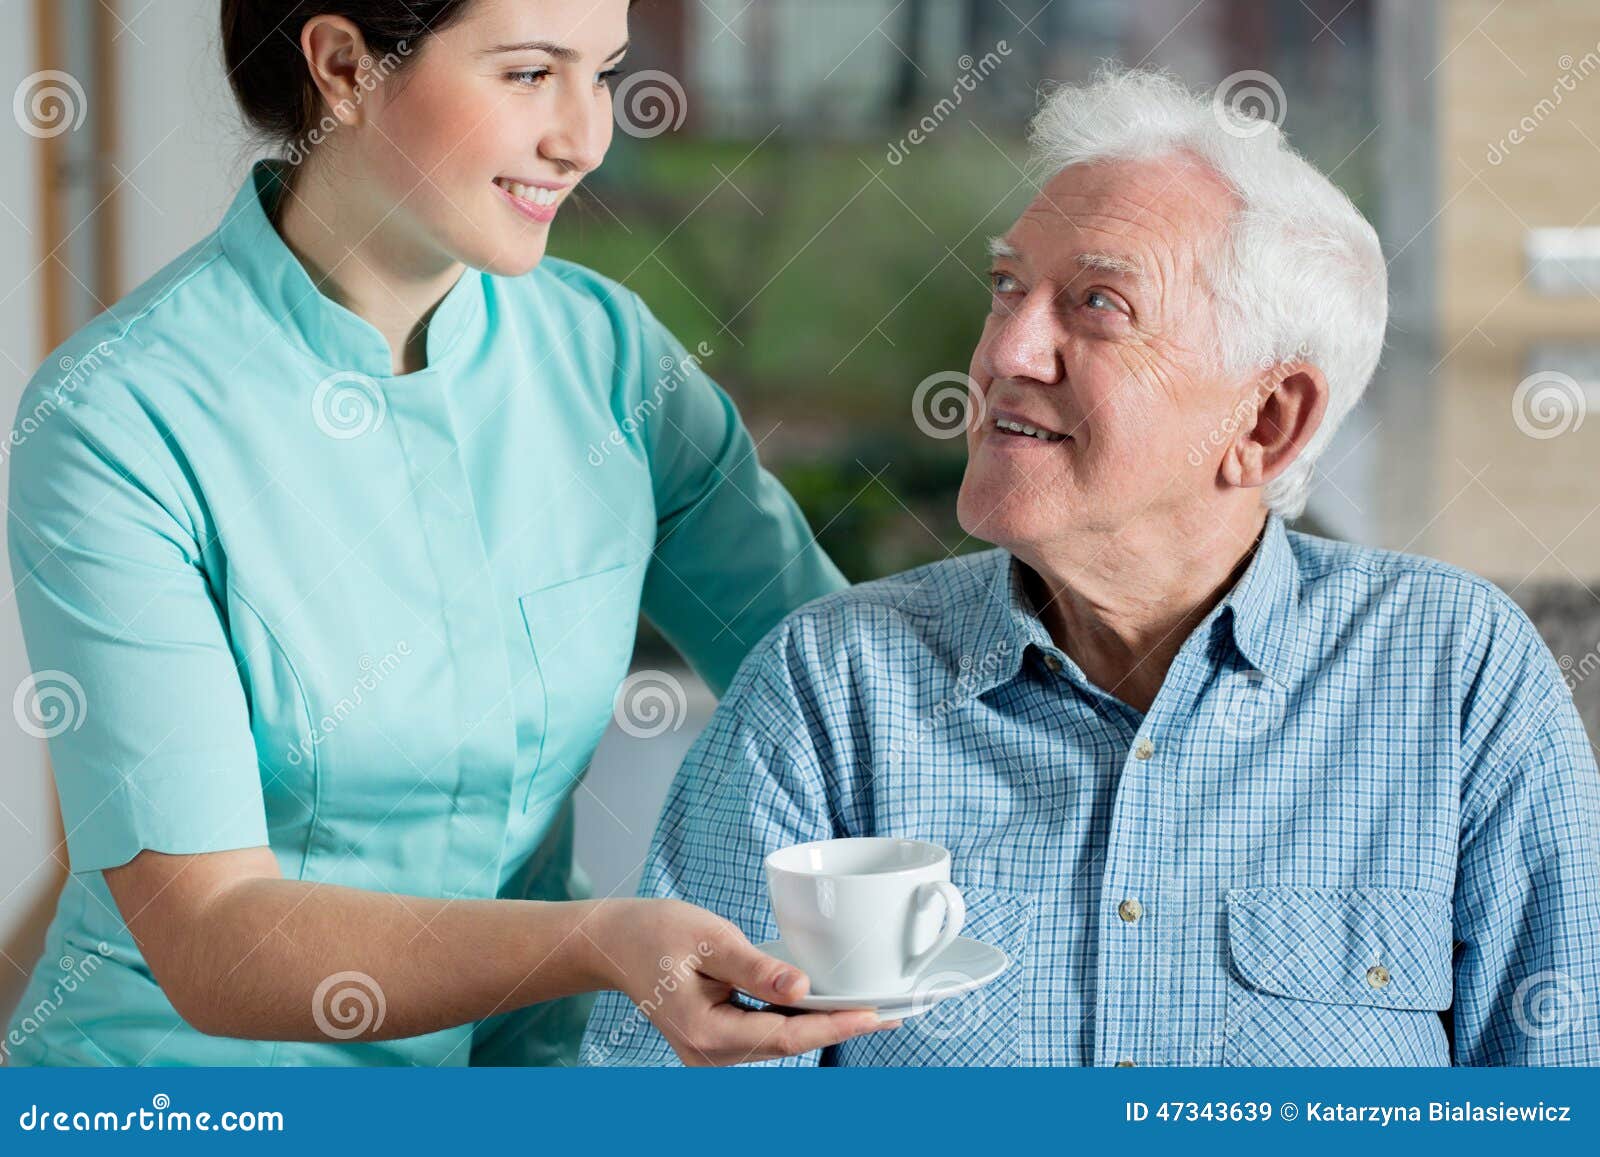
[346,0,631,276]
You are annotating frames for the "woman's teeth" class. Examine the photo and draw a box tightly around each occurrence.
[495,178,562,206]
[994,417,1066,442]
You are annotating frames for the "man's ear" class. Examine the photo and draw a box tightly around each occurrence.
[300,16,372,128]
[1219,362,1329,490]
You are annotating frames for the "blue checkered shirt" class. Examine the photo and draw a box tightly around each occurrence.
[582,514,1600,1066]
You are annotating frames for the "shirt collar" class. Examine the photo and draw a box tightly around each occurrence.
[1219,512,1307,687]
[952,513,1306,701]
[950,549,1055,701]
[217,159,487,377]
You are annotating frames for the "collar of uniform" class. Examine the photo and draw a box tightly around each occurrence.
[1219,513,1307,688]
[217,159,487,378]
[949,549,1054,702]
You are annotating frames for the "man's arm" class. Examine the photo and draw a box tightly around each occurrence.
[1451,688,1600,1064]
[583,624,878,1066]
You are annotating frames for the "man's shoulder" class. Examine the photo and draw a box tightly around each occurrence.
[1287,527,1562,710]
[1289,526,1533,628]
[782,548,1004,645]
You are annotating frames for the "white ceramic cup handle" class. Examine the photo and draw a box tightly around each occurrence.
[906,881,966,976]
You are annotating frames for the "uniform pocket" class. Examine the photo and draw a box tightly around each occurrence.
[1222,885,1452,1066]
[517,561,644,810]
[843,885,1032,1067]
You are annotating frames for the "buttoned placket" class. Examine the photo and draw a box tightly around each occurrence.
[383,375,519,899]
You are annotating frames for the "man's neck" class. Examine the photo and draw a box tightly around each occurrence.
[1020,510,1269,714]
[272,157,464,375]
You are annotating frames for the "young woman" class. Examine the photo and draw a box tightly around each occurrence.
[4,0,891,1066]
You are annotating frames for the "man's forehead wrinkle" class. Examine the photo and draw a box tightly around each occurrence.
[1017,189,1193,261]
[1012,205,1182,293]
[1034,156,1236,251]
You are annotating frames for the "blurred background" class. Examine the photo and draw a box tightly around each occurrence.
[4,0,1599,1029]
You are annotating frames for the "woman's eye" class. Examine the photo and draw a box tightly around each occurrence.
[506,69,550,87]
[597,66,625,88]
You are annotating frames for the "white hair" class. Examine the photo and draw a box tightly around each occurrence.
[1025,65,1388,520]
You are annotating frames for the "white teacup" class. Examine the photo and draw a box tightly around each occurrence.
[765,837,966,996]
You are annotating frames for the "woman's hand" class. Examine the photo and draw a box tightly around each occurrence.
[590,898,898,1066]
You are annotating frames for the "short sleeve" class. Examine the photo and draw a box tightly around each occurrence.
[6,389,267,873]
[628,296,846,695]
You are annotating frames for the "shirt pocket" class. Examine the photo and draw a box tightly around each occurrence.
[840,885,1032,1067]
[517,561,644,810]
[1221,885,1452,1066]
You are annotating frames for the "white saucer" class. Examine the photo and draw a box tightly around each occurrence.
[745,937,1009,1019]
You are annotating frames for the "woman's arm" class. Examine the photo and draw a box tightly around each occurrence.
[106,847,891,1063]
[625,294,847,695]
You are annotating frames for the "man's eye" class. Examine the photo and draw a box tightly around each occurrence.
[989,271,1021,294]
[506,69,550,87]
[1085,289,1117,311]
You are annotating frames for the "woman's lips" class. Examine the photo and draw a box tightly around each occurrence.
[493,177,565,224]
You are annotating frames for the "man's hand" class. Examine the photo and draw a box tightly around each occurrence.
[590,898,898,1066]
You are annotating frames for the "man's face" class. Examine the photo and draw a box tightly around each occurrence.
[957,153,1246,555]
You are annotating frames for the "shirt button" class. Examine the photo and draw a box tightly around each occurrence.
[1042,654,1062,673]
[1115,1059,1137,1066]
[1366,965,1391,989]
[1132,737,1155,760]
[1117,898,1143,923]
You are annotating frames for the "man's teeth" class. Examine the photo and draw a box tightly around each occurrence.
[994,417,1066,442]
[495,178,562,207]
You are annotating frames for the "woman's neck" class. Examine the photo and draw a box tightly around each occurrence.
[271,156,465,375]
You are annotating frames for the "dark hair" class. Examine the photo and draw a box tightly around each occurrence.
[222,1,644,153]
[221,2,477,150]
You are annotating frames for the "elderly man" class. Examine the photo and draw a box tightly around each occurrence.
[582,67,1600,1066]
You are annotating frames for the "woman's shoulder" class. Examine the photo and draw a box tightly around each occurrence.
[9,233,239,480]
[20,231,239,421]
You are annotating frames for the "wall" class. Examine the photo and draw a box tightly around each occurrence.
[0,0,257,1026]
[1433,0,1600,583]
